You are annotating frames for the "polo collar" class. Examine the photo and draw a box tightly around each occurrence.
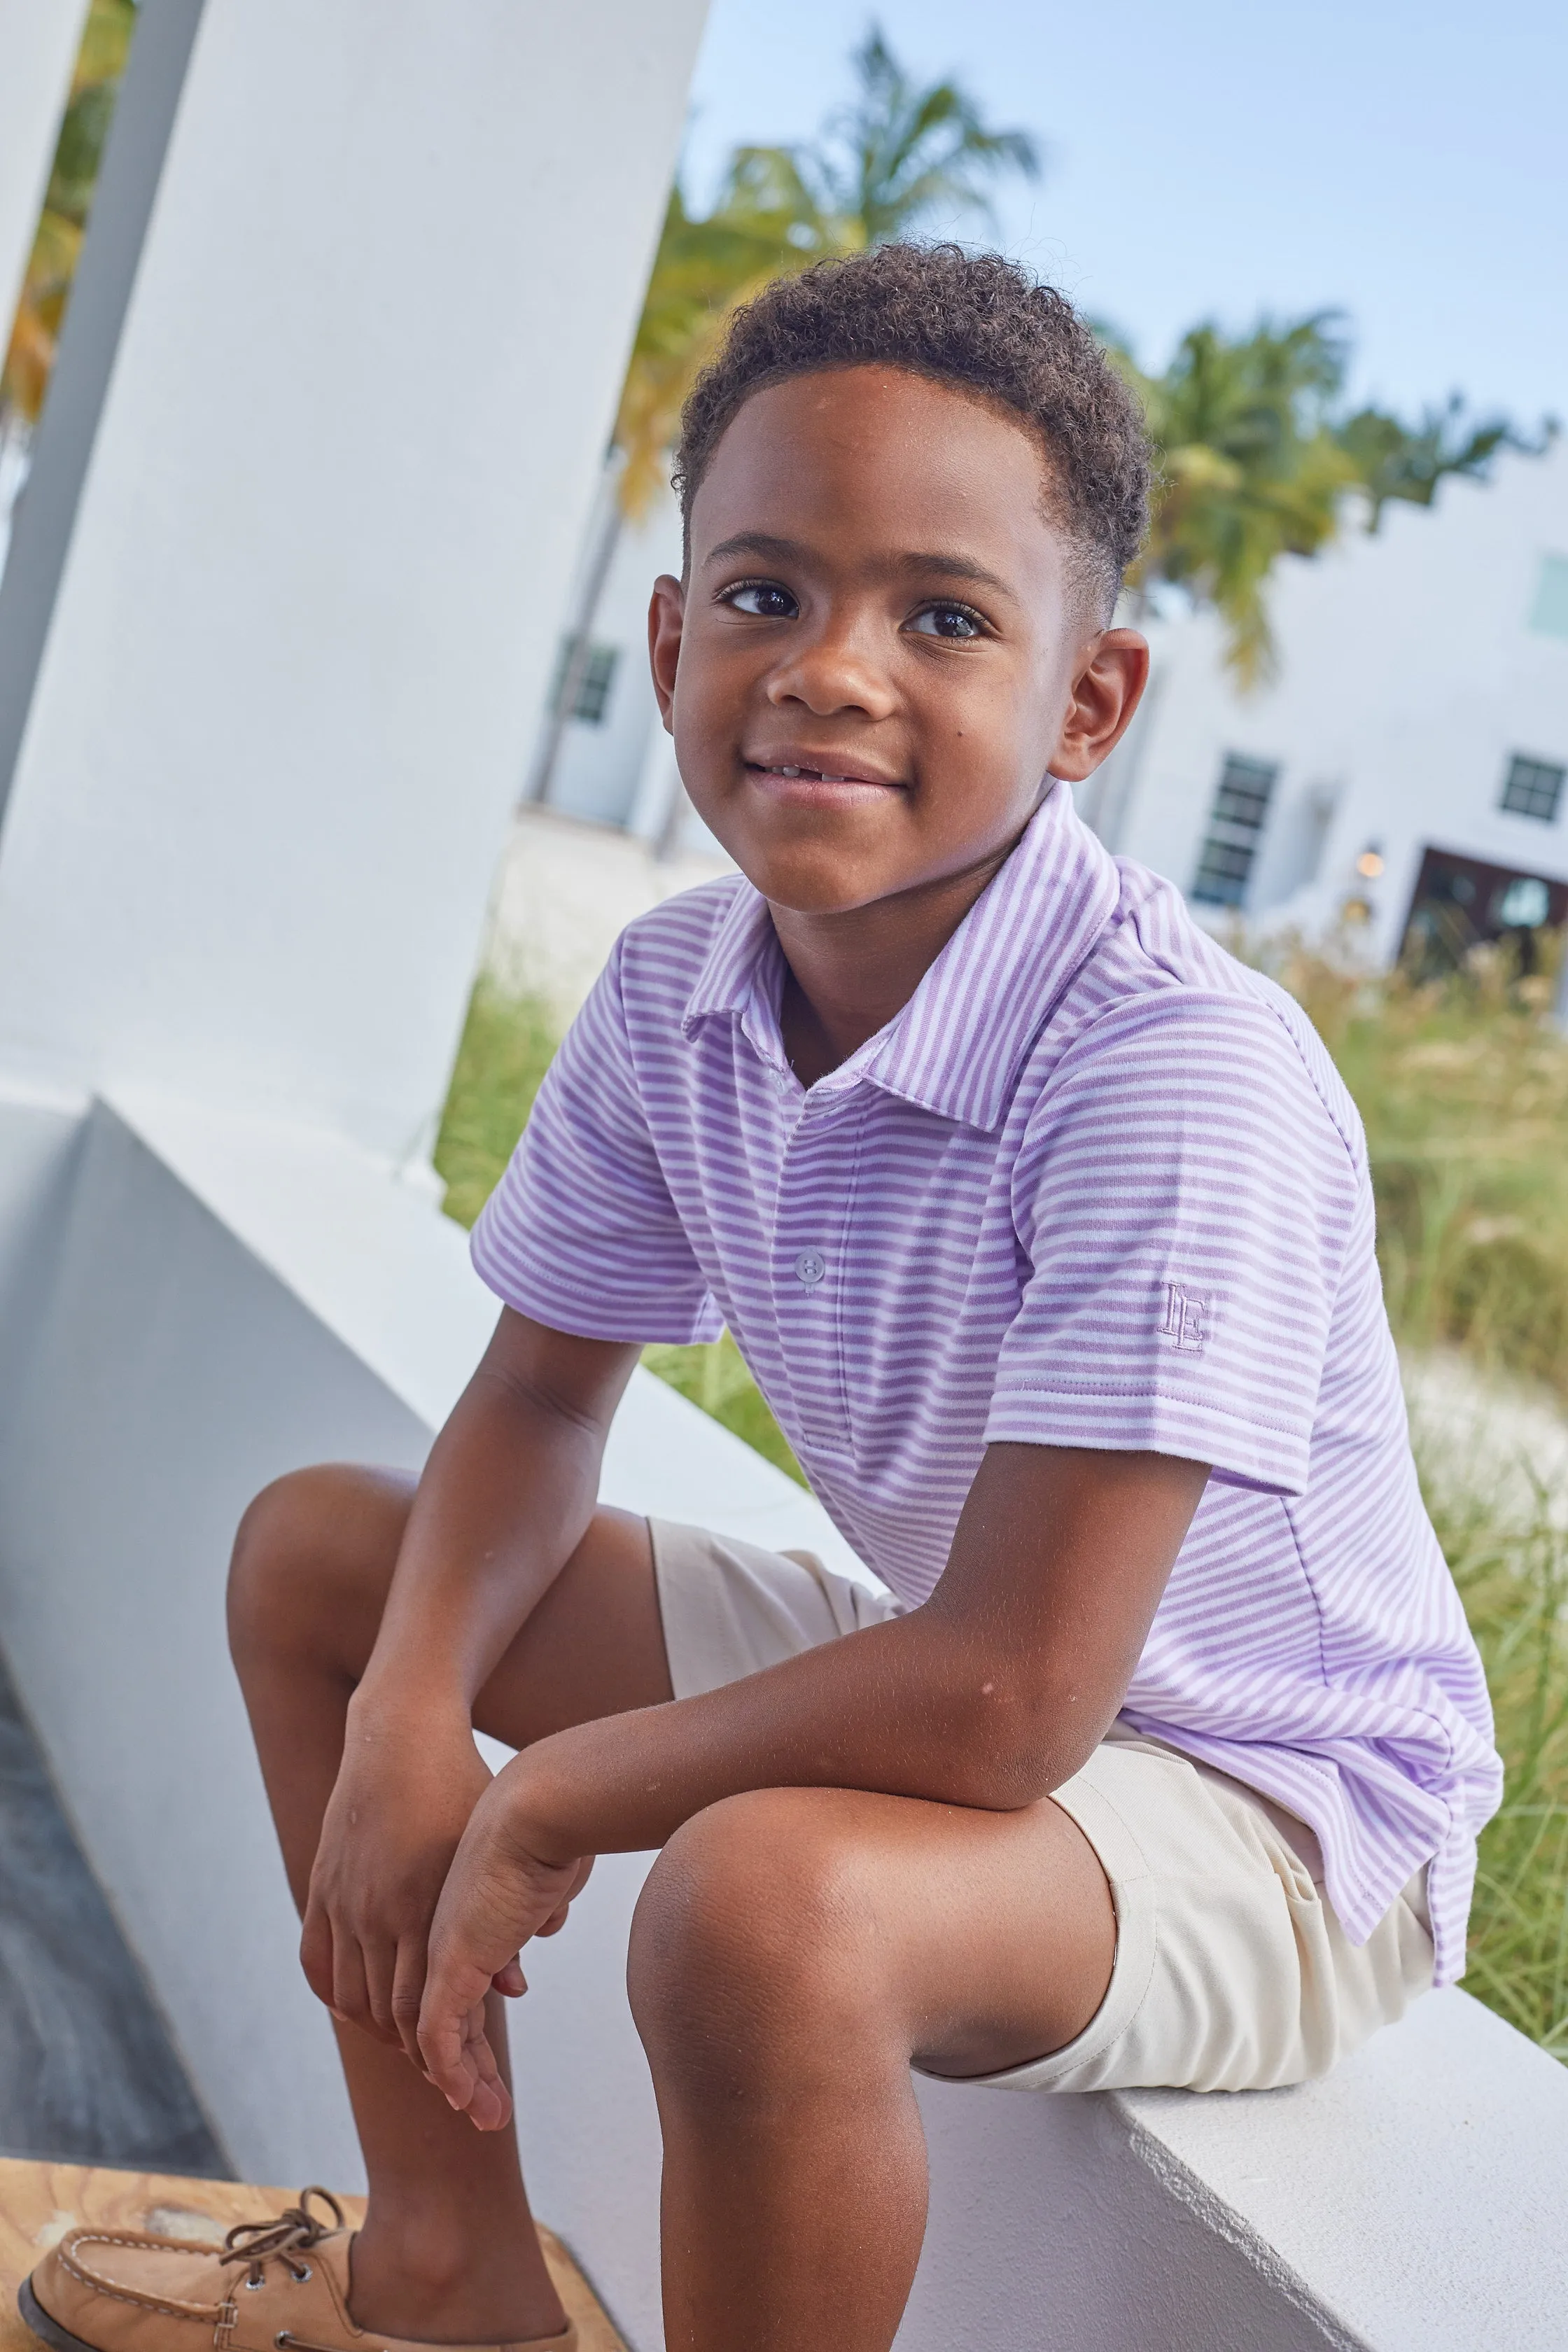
[680,784,1123,1131]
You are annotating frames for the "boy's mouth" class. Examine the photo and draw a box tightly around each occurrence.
[743,752,904,795]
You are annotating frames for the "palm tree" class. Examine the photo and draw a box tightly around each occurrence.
[526,25,1040,804]
[755,26,1041,253]
[1,0,137,428]
[1121,314,1358,685]
[620,27,1042,507]
[1336,393,1549,530]
[1121,316,1547,682]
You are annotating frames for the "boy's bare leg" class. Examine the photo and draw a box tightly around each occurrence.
[232,1464,1119,2352]
[629,1784,1116,2352]
[227,1466,674,2344]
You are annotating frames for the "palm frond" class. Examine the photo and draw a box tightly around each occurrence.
[1338,394,1556,527]
[608,25,1042,517]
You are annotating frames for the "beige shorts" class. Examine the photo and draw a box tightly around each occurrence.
[650,1518,1436,2096]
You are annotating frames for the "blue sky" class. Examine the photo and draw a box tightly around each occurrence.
[684,0,1565,427]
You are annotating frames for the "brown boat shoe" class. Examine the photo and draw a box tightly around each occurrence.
[18,2186,579,2352]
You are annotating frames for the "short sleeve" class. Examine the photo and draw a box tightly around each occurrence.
[984,993,1361,1493]
[470,944,722,1344]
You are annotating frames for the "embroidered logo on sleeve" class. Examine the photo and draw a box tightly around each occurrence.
[1160,1282,1208,1354]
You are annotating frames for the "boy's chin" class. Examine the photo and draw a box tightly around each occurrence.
[738,850,910,917]
[700,810,920,918]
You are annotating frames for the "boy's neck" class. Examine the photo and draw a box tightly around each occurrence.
[770,836,1018,1088]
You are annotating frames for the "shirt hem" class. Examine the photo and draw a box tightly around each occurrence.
[985,1384,1310,1495]
[468,1233,723,1348]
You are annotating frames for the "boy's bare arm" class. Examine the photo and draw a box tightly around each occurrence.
[360,1307,642,1708]
[300,1308,640,2040]
[416,1438,1208,2117]
[503,1438,1206,1849]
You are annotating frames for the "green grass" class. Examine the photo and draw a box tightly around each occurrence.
[435,958,1568,2053]
[1276,944,1568,1399]
[1428,1472,1568,2054]
[433,981,561,1231]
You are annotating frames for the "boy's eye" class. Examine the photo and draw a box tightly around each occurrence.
[721,580,799,619]
[906,602,986,640]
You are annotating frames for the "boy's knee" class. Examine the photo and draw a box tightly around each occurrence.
[226,1464,391,1665]
[628,1789,890,2093]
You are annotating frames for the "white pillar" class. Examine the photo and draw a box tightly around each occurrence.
[0,0,708,1156]
[0,0,90,345]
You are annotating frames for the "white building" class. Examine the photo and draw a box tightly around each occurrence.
[538,439,1568,970]
[1091,435,1568,970]
[526,465,715,855]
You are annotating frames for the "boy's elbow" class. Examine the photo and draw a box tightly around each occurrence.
[944,1685,1104,1811]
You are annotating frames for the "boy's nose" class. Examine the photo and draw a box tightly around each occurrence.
[764,629,898,722]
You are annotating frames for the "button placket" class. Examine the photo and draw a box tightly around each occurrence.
[772,1091,858,1457]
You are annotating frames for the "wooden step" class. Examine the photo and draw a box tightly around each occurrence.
[0,2158,624,2349]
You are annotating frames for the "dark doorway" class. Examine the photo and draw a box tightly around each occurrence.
[1399,846,1568,977]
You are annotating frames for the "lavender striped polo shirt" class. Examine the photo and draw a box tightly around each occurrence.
[472,785,1500,1982]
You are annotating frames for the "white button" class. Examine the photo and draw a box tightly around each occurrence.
[794,1249,826,1289]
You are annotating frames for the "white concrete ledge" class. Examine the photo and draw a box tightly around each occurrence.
[1,1088,1564,2349]
[1119,1986,1568,2351]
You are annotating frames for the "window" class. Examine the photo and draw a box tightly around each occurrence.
[1528,553,1568,640]
[1190,754,1280,907]
[549,635,620,727]
[1499,752,1565,823]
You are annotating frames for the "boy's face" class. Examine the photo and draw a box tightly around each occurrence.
[648,365,1147,917]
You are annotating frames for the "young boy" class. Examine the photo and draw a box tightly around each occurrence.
[26,245,1499,2352]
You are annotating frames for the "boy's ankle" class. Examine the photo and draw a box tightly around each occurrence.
[349,2216,567,2344]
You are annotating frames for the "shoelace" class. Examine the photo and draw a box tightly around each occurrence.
[218,2185,346,2290]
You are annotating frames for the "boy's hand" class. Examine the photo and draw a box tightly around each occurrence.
[300,1704,496,2062]
[416,1770,590,2129]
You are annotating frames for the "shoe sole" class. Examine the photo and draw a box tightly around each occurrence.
[17,2278,97,2352]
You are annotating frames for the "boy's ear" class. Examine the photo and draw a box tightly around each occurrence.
[1049,629,1150,782]
[648,574,685,730]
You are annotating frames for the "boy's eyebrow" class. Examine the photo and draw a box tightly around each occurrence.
[893,550,1015,598]
[702,531,1015,598]
[703,531,810,568]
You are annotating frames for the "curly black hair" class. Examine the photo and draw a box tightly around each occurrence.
[673,244,1151,618]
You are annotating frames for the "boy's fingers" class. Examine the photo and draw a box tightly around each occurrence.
[458,2004,512,2132]
[390,1936,428,2064]
[466,2078,514,2131]
[332,1938,381,2040]
[416,1959,496,2101]
[491,1956,528,1994]
[299,1905,335,2012]
[360,1938,402,2043]
[416,2010,477,2108]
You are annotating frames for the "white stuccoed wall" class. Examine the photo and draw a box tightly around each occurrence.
[0,0,708,1156]
[0,0,91,346]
